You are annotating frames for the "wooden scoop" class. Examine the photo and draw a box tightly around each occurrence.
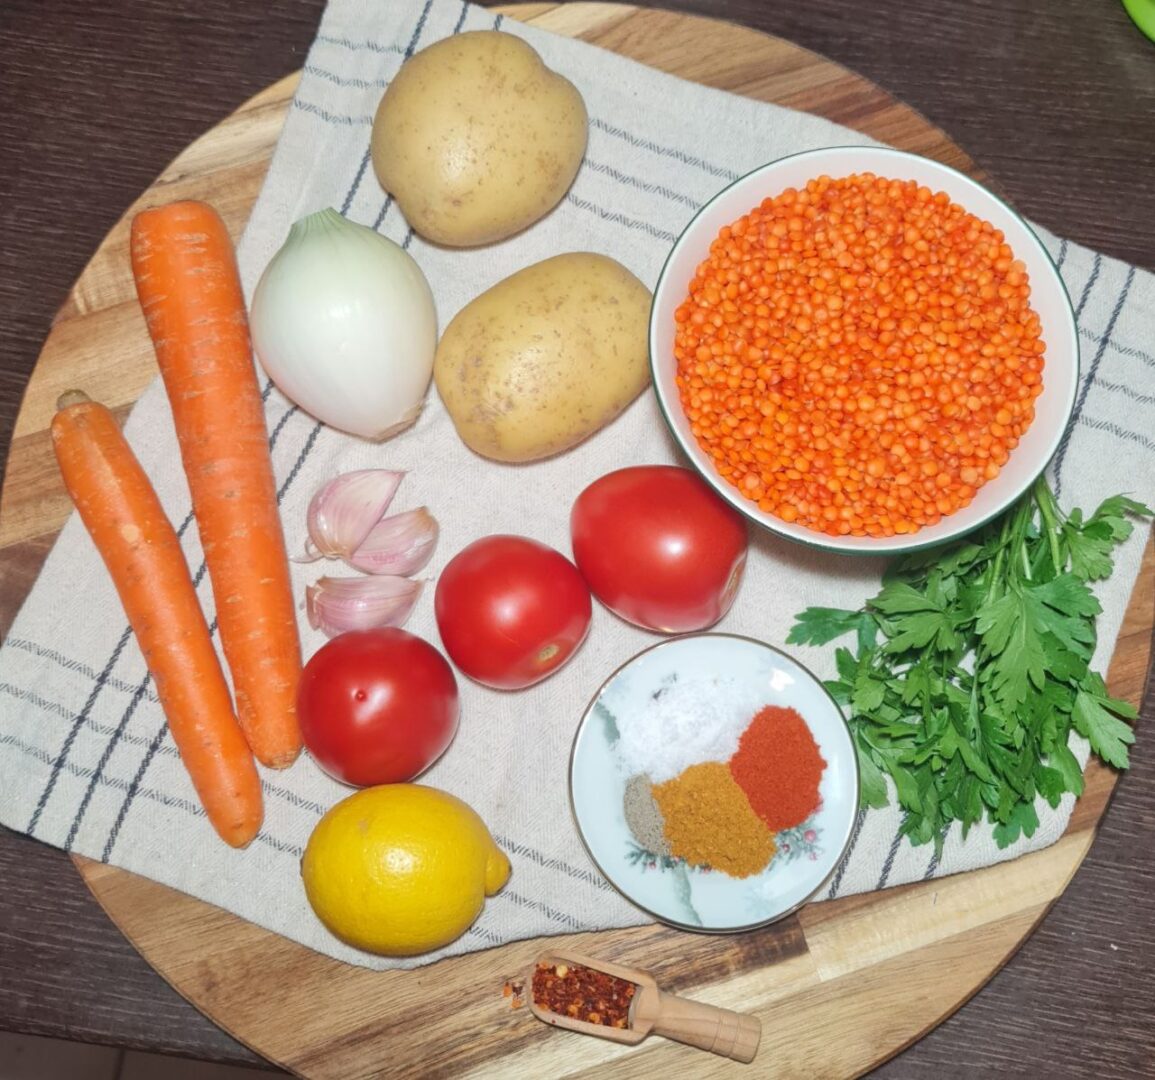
[526,949,761,1063]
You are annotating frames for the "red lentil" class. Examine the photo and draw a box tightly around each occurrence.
[532,962,637,1028]
[673,173,1045,537]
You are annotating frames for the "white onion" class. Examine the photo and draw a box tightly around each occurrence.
[250,208,438,440]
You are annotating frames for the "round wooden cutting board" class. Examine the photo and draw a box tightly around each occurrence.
[1,4,1151,1077]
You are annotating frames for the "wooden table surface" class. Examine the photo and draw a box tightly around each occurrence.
[1,0,1153,1075]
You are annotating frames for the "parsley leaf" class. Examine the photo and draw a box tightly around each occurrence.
[871,581,940,615]
[786,607,865,647]
[1073,673,1137,768]
[992,799,1040,848]
[1064,526,1116,582]
[978,590,1047,708]
[1047,741,1085,797]
[854,732,890,809]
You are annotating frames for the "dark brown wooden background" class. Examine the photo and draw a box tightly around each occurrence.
[1,0,1153,1075]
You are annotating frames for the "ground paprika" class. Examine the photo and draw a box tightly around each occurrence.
[729,705,826,831]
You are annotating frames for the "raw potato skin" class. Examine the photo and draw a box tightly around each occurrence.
[434,253,652,463]
[371,31,588,247]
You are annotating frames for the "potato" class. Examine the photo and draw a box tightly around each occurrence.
[434,253,652,463]
[371,31,588,247]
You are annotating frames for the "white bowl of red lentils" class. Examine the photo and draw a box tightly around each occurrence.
[650,146,1079,554]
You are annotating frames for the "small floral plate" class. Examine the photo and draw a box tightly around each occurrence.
[568,633,859,932]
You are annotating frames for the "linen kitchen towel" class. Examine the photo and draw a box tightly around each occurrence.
[2,0,1153,969]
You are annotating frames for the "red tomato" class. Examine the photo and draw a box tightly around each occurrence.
[434,535,592,689]
[297,628,459,787]
[570,465,748,632]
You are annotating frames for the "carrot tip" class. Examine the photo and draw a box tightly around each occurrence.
[57,389,93,411]
[225,825,262,849]
[260,747,303,770]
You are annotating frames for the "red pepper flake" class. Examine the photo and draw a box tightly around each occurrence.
[531,962,637,1029]
[504,979,525,1009]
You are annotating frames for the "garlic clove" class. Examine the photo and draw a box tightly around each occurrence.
[305,470,404,559]
[305,575,424,638]
[344,507,439,576]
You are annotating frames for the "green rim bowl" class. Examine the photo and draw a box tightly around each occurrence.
[648,146,1080,556]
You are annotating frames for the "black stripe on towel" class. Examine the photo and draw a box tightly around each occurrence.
[1076,413,1155,454]
[1093,376,1155,409]
[294,100,372,127]
[495,835,615,892]
[7,638,157,702]
[1080,327,1155,371]
[26,626,134,836]
[337,0,434,217]
[1053,264,1135,498]
[826,807,867,899]
[27,495,203,838]
[314,34,405,55]
[1074,252,1102,321]
[589,117,741,180]
[875,821,906,890]
[922,830,949,880]
[370,6,478,243]
[452,0,469,34]
[500,889,584,931]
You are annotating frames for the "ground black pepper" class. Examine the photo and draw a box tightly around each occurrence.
[623,773,670,855]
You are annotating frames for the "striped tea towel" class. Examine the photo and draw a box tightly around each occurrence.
[1,0,1153,970]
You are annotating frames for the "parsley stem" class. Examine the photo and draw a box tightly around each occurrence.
[987,514,1011,602]
[1006,489,1035,582]
[988,547,1005,603]
[1034,478,1064,574]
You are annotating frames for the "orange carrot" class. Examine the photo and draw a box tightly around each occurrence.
[51,392,263,848]
[131,200,302,768]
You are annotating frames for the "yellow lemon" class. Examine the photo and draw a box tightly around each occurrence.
[301,784,510,957]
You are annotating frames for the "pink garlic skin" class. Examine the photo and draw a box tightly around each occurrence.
[304,469,404,560]
[344,507,439,576]
[305,575,423,638]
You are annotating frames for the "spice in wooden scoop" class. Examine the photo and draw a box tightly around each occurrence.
[532,961,637,1029]
[527,950,762,1062]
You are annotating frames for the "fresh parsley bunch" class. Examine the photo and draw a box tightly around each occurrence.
[788,479,1152,851]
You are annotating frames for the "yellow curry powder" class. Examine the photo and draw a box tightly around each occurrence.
[652,761,776,878]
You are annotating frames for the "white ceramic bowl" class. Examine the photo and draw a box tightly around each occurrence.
[649,146,1079,555]
[568,633,859,932]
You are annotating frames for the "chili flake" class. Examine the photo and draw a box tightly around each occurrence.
[531,962,637,1029]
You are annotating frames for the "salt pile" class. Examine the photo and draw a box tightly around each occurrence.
[610,675,768,782]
